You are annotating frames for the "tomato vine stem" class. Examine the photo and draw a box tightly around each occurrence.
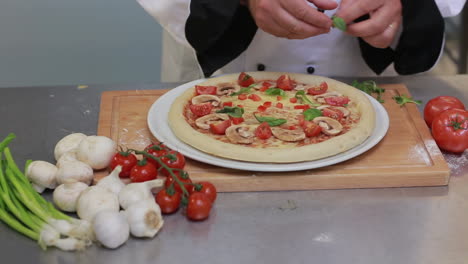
[130,149,190,197]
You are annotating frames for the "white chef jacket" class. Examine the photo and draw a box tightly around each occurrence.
[138,0,466,82]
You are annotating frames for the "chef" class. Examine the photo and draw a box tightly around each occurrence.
[137,0,466,82]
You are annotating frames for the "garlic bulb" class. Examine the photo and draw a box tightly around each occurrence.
[118,179,164,209]
[55,160,94,185]
[76,186,119,221]
[56,151,78,168]
[123,199,164,238]
[54,133,87,161]
[76,135,117,170]
[53,182,88,212]
[96,166,124,195]
[93,210,129,249]
[26,161,58,193]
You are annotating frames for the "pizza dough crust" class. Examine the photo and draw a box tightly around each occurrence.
[168,72,376,163]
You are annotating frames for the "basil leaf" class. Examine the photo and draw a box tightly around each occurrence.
[216,106,245,117]
[230,87,251,96]
[303,108,323,121]
[230,83,257,96]
[254,115,287,127]
[265,88,286,97]
[332,15,347,31]
[295,91,320,107]
[351,80,385,103]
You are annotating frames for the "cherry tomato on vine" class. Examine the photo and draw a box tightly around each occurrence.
[155,189,182,214]
[109,152,138,178]
[192,182,217,203]
[130,159,158,182]
[160,151,186,177]
[145,143,169,168]
[186,192,212,221]
[165,171,193,194]
[431,108,468,153]
[424,96,466,127]
[145,142,168,153]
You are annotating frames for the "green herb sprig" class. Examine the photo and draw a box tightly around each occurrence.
[216,106,245,117]
[303,108,323,121]
[392,95,422,106]
[265,88,286,97]
[295,91,320,107]
[332,15,347,31]
[230,88,251,96]
[351,80,385,103]
[230,83,256,96]
[254,115,287,127]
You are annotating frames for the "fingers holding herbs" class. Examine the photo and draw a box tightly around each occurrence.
[247,0,335,39]
[336,0,402,48]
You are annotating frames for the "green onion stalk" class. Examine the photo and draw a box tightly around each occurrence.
[0,133,92,251]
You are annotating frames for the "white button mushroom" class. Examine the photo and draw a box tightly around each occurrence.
[25,160,58,193]
[56,151,78,168]
[54,133,87,161]
[76,135,117,170]
[271,127,306,142]
[195,114,230,130]
[191,94,221,106]
[55,160,94,185]
[313,117,343,136]
[53,182,88,212]
[216,83,241,96]
[225,125,256,144]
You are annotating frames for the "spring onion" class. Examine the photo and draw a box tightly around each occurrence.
[0,133,92,251]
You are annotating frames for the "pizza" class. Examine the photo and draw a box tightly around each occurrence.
[168,72,376,163]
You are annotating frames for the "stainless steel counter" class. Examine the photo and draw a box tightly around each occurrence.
[1,75,467,264]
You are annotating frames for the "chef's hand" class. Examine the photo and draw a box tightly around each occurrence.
[336,0,402,48]
[247,0,338,39]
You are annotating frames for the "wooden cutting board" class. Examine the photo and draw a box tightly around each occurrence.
[96,84,450,192]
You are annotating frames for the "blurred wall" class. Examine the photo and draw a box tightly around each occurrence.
[0,0,162,87]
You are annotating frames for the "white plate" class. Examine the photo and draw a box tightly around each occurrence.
[147,79,389,172]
